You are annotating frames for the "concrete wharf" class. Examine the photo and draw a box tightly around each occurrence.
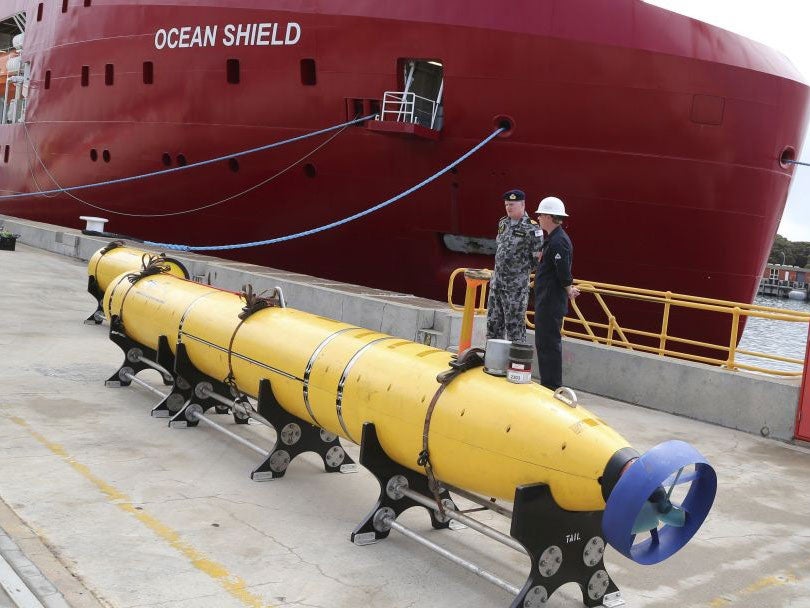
[1,220,810,608]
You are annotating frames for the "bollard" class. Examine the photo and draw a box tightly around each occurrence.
[458,268,491,353]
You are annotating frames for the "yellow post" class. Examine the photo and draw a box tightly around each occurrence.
[726,307,741,370]
[477,279,489,312]
[659,291,672,356]
[459,269,491,353]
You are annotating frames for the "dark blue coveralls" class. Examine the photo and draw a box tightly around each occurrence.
[534,225,574,390]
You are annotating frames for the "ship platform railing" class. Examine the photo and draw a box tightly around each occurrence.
[448,268,810,378]
[380,91,440,130]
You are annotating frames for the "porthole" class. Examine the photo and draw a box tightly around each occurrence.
[36,3,43,21]
[81,65,89,87]
[90,149,98,162]
[161,153,172,166]
[177,154,187,167]
[303,163,317,178]
[105,64,114,86]
[61,0,68,12]
[44,70,51,89]
[102,149,111,163]
[228,158,239,172]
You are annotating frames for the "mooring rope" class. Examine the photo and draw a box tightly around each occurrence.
[25,130,59,199]
[21,118,352,217]
[146,127,506,251]
[0,114,375,202]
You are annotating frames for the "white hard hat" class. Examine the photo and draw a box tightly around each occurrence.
[534,196,568,217]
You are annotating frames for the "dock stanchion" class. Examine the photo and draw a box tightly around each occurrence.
[458,269,491,353]
[250,379,358,480]
[105,321,176,392]
[164,345,357,480]
[351,422,625,608]
[351,423,455,546]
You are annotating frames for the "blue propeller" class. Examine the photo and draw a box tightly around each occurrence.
[602,440,717,565]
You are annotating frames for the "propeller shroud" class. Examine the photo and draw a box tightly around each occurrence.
[602,439,717,565]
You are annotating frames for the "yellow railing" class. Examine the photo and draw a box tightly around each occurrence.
[447,268,810,377]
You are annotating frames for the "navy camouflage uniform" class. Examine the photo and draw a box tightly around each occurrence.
[534,225,574,390]
[487,213,543,343]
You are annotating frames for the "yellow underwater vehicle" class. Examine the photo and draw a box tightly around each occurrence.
[89,243,717,608]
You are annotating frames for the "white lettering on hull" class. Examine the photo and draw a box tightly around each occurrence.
[285,22,301,45]
[155,23,301,50]
[155,25,219,50]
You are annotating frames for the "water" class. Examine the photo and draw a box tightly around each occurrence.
[736,294,810,374]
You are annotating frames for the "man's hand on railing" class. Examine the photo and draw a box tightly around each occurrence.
[566,285,581,300]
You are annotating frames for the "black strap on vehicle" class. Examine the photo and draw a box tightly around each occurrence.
[238,284,281,320]
[126,253,171,284]
[418,347,485,515]
[99,240,125,255]
[225,285,282,390]
[91,241,126,288]
[116,254,172,325]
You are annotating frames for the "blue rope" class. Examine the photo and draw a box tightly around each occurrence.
[0,115,375,201]
[146,128,505,252]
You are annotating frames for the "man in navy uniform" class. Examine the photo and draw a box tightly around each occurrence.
[533,196,580,390]
[486,189,543,344]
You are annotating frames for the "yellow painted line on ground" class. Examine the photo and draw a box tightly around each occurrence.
[742,573,798,594]
[10,416,274,608]
[706,559,807,606]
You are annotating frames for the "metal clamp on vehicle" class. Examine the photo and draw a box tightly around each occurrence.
[553,386,578,408]
[437,347,485,383]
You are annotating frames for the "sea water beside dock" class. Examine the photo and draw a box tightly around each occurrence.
[737,294,810,374]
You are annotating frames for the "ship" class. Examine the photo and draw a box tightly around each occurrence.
[0,0,807,349]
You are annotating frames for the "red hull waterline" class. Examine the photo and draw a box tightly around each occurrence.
[1,0,807,348]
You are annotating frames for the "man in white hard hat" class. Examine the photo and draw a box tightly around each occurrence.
[533,196,580,390]
[486,189,543,343]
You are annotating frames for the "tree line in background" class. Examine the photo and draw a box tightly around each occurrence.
[770,235,810,267]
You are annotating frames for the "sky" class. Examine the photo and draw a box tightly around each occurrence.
[644,0,810,242]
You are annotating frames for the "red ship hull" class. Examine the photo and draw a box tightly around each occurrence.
[1,0,808,346]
